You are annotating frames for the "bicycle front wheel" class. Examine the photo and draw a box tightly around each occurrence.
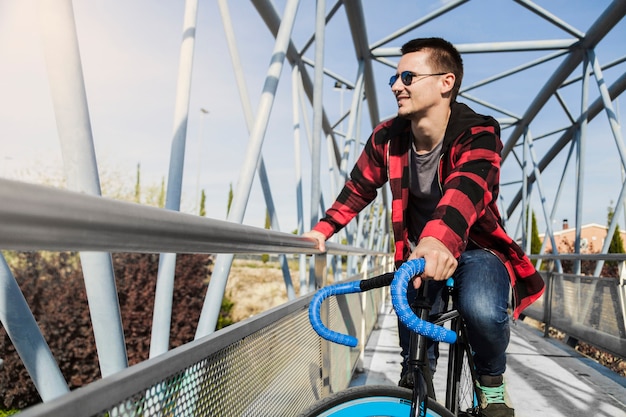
[297,385,454,417]
[446,318,479,415]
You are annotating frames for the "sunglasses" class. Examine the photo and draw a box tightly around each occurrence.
[389,71,447,87]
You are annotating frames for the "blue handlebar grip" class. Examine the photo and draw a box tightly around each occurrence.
[309,281,361,347]
[391,259,457,344]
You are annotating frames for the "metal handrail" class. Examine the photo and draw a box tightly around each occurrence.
[0,178,379,256]
[528,254,626,261]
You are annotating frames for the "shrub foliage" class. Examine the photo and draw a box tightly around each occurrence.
[0,251,227,410]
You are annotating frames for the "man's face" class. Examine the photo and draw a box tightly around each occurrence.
[390,50,446,119]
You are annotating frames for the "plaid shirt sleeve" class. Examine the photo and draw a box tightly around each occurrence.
[313,125,390,238]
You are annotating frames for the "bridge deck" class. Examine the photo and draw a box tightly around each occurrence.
[350,301,626,417]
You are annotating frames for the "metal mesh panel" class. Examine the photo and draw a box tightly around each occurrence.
[522,271,546,320]
[20,285,386,417]
[90,309,323,417]
[328,294,358,391]
[551,274,625,338]
[522,272,625,358]
[327,287,384,392]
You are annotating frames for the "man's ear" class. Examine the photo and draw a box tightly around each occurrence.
[440,73,455,96]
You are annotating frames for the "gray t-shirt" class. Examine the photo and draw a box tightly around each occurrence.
[407,140,443,244]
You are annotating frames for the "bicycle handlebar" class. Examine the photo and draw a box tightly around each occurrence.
[308,280,361,347]
[308,259,457,347]
[390,258,457,344]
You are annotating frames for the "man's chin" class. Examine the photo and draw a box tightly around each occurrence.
[397,108,412,119]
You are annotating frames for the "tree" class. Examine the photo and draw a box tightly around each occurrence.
[0,252,232,410]
[607,203,625,255]
[530,210,542,259]
[134,163,141,203]
[158,177,165,208]
[199,189,206,217]
[261,209,271,263]
[226,183,233,217]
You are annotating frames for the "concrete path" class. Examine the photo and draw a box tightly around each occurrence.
[350,301,626,417]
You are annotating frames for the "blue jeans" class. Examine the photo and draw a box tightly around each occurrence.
[399,249,511,378]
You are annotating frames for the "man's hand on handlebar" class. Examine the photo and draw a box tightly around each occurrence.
[408,237,457,289]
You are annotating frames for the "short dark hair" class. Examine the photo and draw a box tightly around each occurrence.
[401,37,463,101]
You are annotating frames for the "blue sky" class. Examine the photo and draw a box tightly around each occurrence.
[1,1,624,236]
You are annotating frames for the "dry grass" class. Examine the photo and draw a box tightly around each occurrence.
[225,258,301,322]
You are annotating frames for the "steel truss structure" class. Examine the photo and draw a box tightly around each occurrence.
[205,0,626,334]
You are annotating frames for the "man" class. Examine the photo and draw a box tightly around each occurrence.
[304,37,545,417]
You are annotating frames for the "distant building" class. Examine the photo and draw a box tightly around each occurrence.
[540,219,626,253]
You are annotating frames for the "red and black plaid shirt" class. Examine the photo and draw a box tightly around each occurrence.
[314,102,544,318]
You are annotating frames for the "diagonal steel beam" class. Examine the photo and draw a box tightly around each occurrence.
[251,0,342,167]
[501,0,626,160]
[505,71,626,218]
[342,0,379,126]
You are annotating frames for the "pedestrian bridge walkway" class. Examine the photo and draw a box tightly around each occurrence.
[3,1,626,415]
[2,179,625,416]
[353,299,626,417]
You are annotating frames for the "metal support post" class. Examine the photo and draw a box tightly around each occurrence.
[290,65,308,295]
[38,0,127,375]
[217,0,295,301]
[314,254,331,396]
[309,0,326,232]
[0,256,69,401]
[195,0,301,338]
[619,261,626,334]
[543,268,553,338]
[151,0,199,358]
[573,55,590,275]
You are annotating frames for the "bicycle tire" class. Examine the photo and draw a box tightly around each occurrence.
[297,385,454,417]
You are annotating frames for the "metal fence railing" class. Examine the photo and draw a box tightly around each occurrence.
[3,177,625,415]
[17,279,388,417]
[525,254,626,359]
[0,177,393,415]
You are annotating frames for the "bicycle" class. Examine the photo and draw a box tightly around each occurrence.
[299,258,480,417]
